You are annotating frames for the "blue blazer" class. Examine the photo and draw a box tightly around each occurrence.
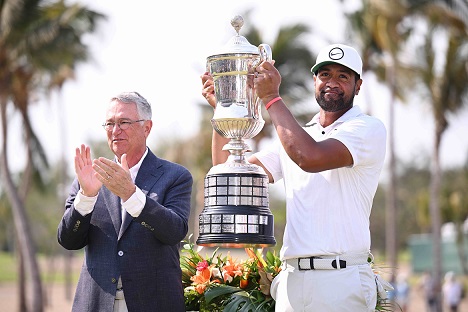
[58,149,193,312]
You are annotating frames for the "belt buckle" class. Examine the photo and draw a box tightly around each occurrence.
[298,256,320,270]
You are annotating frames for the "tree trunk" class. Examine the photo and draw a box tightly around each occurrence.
[18,247,28,312]
[18,122,34,312]
[429,127,443,312]
[0,100,44,312]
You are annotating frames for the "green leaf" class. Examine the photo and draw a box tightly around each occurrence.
[205,285,242,303]
[224,291,273,312]
[224,292,251,312]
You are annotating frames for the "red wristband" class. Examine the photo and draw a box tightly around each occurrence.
[265,96,282,110]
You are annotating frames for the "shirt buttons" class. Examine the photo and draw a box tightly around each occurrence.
[111,278,117,284]
[118,251,124,256]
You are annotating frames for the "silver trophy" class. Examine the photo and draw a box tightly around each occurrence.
[196,16,276,247]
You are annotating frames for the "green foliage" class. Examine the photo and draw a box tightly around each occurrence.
[370,159,468,253]
[441,167,468,223]
[0,194,13,251]
[223,289,275,312]
[0,252,81,283]
[180,237,281,311]
[0,252,17,282]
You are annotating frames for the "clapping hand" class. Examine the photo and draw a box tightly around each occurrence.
[74,144,102,197]
[92,154,136,202]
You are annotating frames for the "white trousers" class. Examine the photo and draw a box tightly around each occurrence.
[271,263,377,312]
[113,277,128,312]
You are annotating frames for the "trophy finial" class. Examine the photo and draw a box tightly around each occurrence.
[231,15,244,35]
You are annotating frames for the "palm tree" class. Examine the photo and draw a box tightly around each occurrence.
[347,2,468,309]
[0,0,105,310]
[406,0,468,310]
[344,0,413,286]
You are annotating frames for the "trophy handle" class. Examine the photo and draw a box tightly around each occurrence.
[251,44,272,70]
[259,44,272,62]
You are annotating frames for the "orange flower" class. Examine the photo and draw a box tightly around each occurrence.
[245,248,267,268]
[239,277,249,289]
[222,254,243,283]
[191,261,214,294]
[194,282,207,294]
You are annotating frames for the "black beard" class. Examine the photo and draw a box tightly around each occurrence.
[316,91,354,112]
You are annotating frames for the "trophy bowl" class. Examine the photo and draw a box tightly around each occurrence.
[196,16,276,248]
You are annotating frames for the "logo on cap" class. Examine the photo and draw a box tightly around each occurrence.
[328,47,344,60]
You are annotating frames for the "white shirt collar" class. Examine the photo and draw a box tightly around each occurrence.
[305,105,363,127]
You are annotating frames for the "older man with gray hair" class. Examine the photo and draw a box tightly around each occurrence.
[58,91,192,312]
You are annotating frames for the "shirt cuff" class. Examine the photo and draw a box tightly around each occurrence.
[74,190,98,216]
[122,187,146,217]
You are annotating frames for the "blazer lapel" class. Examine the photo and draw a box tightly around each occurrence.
[135,150,163,192]
[117,150,163,240]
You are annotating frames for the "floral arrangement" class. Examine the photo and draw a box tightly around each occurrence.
[180,235,396,312]
[180,236,281,312]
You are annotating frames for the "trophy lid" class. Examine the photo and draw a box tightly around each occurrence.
[209,15,259,56]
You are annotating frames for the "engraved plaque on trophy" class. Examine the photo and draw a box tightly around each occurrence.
[196,16,276,247]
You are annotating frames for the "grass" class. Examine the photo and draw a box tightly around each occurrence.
[0,252,17,282]
[0,251,81,284]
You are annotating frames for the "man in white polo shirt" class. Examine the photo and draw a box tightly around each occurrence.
[201,43,388,311]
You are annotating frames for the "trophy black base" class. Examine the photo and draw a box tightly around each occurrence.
[196,234,275,248]
[196,172,276,248]
[196,205,276,248]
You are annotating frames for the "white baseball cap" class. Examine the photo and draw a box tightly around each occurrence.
[311,44,363,76]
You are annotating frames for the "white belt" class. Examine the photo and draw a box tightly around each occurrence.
[284,253,370,270]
